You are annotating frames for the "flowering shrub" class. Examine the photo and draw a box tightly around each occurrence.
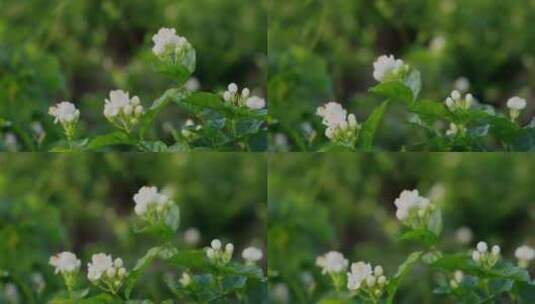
[310,55,534,151]
[41,27,267,152]
[293,189,535,303]
[47,186,266,303]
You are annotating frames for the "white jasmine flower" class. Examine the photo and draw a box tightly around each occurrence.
[515,245,535,268]
[49,252,81,275]
[347,261,387,300]
[347,262,372,289]
[316,102,359,146]
[444,91,473,111]
[206,239,234,264]
[242,246,263,263]
[184,227,201,245]
[450,270,464,288]
[373,55,407,82]
[152,27,191,57]
[87,253,113,282]
[245,96,266,110]
[316,251,348,275]
[103,90,144,133]
[4,283,19,304]
[507,96,527,111]
[133,186,171,216]
[48,102,80,124]
[4,133,18,152]
[446,123,459,137]
[185,77,200,92]
[430,36,447,53]
[272,283,290,304]
[393,189,433,227]
[228,83,238,94]
[472,241,500,269]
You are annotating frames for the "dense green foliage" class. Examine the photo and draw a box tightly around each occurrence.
[0,0,267,151]
[269,0,535,151]
[268,153,535,303]
[0,153,267,303]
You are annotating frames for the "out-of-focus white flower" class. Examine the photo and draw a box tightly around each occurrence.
[450,270,464,288]
[454,77,470,93]
[183,227,201,245]
[4,283,19,304]
[133,186,172,216]
[301,122,317,142]
[49,102,80,124]
[87,253,127,293]
[515,245,535,268]
[455,226,473,245]
[316,102,359,146]
[242,246,263,264]
[49,252,81,274]
[507,96,527,121]
[472,241,500,269]
[445,123,459,137]
[272,283,290,304]
[246,96,266,110]
[181,119,202,140]
[152,27,191,57]
[316,251,348,275]
[206,239,234,264]
[185,77,201,92]
[393,190,434,228]
[31,273,45,293]
[4,133,18,152]
[373,55,408,82]
[430,36,447,53]
[507,96,527,111]
[180,272,192,286]
[346,262,372,290]
[444,90,473,111]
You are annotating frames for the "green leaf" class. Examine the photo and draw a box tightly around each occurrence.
[358,100,389,151]
[140,88,189,138]
[86,132,134,150]
[164,204,180,232]
[124,246,163,299]
[404,70,421,100]
[408,101,451,125]
[154,47,196,85]
[78,294,118,304]
[369,81,414,104]
[386,251,423,304]
[397,228,439,247]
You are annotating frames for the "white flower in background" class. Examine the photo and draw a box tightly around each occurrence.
[181,119,202,140]
[49,252,81,274]
[373,55,408,82]
[179,272,192,287]
[454,77,470,93]
[185,77,201,92]
[103,90,144,133]
[506,96,527,121]
[347,261,387,300]
[515,245,534,268]
[183,227,201,245]
[31,273,46,294]
[31,122,46,143]
[472,241,500,270]
[272,283,290,304]
[87,253,127,292]
[301,122,317,143]
[245,96,266,110]
[316,251,348,275]
[133,186,172,217]
[221,83,265,109]
[430,36,447,53]
[455,226,473,245]
[4,133,18,152]
[444,90,474,111]
[49,102,80,124]
[242,246,263,264]
[152,27,191,57]
[206,239,234,264]
[316,102,359,146]
[4,283,19,304]
[445,123,459,137]
[393,189,433,228]
[449,270,464,288]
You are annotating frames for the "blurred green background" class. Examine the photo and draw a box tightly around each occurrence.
[0,153,266,302]
[268,153,535,303]
[268,0,535,151]
[0,0,267,150]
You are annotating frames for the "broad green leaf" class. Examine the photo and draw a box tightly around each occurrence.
[137,141,169,152]
[358,100,389,151]
[369,81,413,104]
[153,47,196,85]
[140,88,189,138]
[86,132,134,150]
[397,228,439,247]
[78,294,118,304]
[386,251,423,304]
[408,101,451,125]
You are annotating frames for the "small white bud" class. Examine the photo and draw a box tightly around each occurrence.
[223,92,232,101]
[241,88,250,98]
[228,83,238,94]
[211,239,222,250]
[366,275,376,287]
[106,267,116,278]
[492,245,501,256]
[378,275,386,285]
[114,258,123,268]
[374,265,383,276]
[477,242,488,253]
[225,243,234,255]
[123,105,133,115]
[451,90,461,101]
